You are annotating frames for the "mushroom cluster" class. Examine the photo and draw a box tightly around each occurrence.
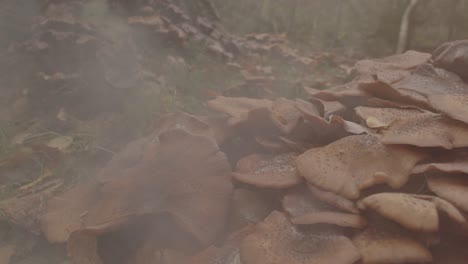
[39,40,468,263]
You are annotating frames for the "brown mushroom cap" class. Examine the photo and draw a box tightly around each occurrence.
[154,112,226,143]
[270,98,303,134]
[358,193,439,232]
[412,161,468,175]
[355,106,426,129]
[428,94,468,125]
[359,80,432,109]
[229,189,276,228]
[354,50,431,84]
[82,128,233,247]
[41,182,100,243]
[283,187,365,228]
[188,225,255,264]
[296,135,426,199]
[380,111,468,149]
[240,211,361,264]
[254,136,289,153]
[234,153,302,189]
[295,98,324,121]
[282,186,334,218]
[353,220,433,264]
[428,176,468,213]
[307,184,359,214]
[291,212,367,228]
[432,39,468,82]
[412,194,467,224]
[306,81,370,108]
[393,63,468,96]
[207,96,273,126]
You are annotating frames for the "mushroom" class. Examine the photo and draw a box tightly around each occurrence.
[291,212,367,228]
[379,111,468,149]
[354,50,431,84]
[428,176,468,213]
[428,94,468,125]
[233,153,302,189]
[393,63,468,96]
[254,136,289,153]
[412,160,468,175]
[353,219,433,263]
[432,39,468,82]
[305,81,370,109]
[270,98,303,134]
[82,128,233,247]
[154,112,225,143]
[307,184,359,214]
[188,225,254,264]
[355,106,426,129]
[229,188,276,229]
[359,80,432,109]
[207,96,273,127]
[41,182,100,243]
[296,135,426,199]
[358,193,439,232]
[282,187,365,228]
[282,186,335,218]
[240,211,361,264]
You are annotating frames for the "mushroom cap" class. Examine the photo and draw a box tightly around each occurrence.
[428,94,468,125]
[354,50,431,84]
[234,153,302,189]
[270,98,303,134]
[355,106,426,129]
[296,135,425,199]
[254,136,289,153]
[393,63,468,96]
[240,211,361,264]
[97,137,150,183]
[412,161,468,175]
[188,225,254,264]
[295,98,324,121]
[41,182,100,243]
[412,194,467,224]
[291,212,367,228]
[353,220,433,264]
[306,81,370,108]
[282,186,334,218]
[432,39,468,82]
[283,187,365,228]
[358,193,439,232]
[428,176,468,213]
[82,128,233,247]
[207,96,273,127]
[154,112,226,143]
[229,189,276,228]
[307,184,359,214]
[379,111,468,149]
[359,80,432,109]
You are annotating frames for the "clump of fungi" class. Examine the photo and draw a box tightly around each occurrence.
[40,40,468,263]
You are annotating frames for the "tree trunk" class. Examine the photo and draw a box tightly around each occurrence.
[396,0,419,53]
